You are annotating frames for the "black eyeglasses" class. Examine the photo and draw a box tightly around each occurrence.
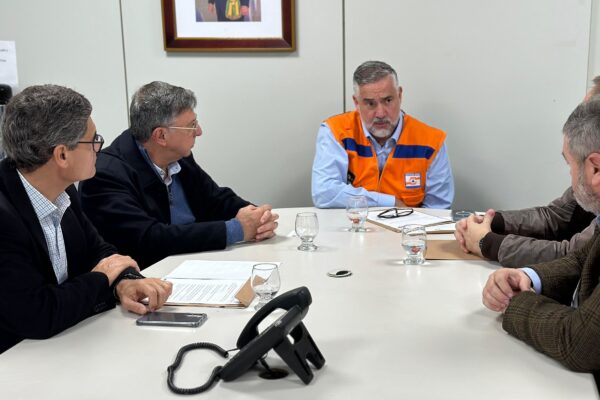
[78,133,104,153]
[377,207,414,219]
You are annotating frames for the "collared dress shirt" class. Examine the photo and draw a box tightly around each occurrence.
[136,144,243,244]
[312,112,454,209]
[521,215,600,307]
[17,171,70,284]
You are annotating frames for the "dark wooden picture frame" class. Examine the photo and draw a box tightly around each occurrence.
[162,0,295,52]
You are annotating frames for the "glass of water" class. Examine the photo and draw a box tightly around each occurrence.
[402,224,427,264]
[346,195,369,232]
[251,263,281,310]
[295,212,318,251]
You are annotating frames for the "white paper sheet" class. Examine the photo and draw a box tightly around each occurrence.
[367,209,451,231]
[163,260,281,306]
[0,41,18,90]
[165,278,243,305]
[425,222,456,233]
[165,260,280,280]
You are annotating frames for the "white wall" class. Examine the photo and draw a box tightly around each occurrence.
[120,0,343,207]
[1,0,599,210]
[346,0,591,211]
[591,0,600,85]
[0,0,129,142]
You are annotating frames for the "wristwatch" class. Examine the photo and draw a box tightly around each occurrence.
[112,266,144,300]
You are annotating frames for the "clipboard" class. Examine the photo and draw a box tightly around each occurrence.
[426,240,482,260]
[367,209,455,234]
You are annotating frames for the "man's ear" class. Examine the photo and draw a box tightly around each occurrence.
[588,153,600,188]
[151,127,168,146]
[352,94,359,109]
[589,153,600,173]
[53,145,69,168]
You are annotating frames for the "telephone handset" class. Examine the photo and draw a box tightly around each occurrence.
[166,286,325,394]
[236,285,312,349]
[220,286,324,383]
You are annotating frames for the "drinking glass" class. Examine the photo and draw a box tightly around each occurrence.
[401,224,427,264]
[251,263,281,310]
[346,195,369,232]
[295,212,319,251]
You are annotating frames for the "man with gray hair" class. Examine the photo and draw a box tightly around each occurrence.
[455,76,600,267]
[0,84,172,353]
[312,60,454,208]
[80,81,278,269]
[482,97,600,376]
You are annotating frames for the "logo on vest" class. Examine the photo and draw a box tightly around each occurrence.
[405,173,421,189]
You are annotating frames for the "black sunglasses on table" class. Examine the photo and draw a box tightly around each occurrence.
[376,207,414,219]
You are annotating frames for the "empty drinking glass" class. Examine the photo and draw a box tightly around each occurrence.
[295,212,319,251]
[251,263,281,310]
[402,224,427,264]
[346,195,369,232]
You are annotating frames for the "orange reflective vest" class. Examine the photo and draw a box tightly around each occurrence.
[326,111,445,207]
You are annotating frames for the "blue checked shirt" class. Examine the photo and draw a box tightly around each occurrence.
[18,171,71,284]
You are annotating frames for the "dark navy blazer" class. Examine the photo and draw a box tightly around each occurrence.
[0,159,116,353]
[79,130,250,269]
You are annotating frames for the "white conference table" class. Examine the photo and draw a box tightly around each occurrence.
[0,208,596,399]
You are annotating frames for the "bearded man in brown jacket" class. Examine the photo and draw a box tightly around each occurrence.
[456,77,600,267]
[483,98,600,381]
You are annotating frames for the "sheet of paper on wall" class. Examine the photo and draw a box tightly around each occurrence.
[0,41,18,91]
[367,209,453,233]
[163,260,280,307]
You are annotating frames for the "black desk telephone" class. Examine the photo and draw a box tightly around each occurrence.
[166,286,326,394]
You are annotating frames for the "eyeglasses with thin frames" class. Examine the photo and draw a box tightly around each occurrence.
[166,119,201,132]
[377,207,414,219]
[77,133,104,153]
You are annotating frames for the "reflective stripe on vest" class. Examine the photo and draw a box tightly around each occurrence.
[326,111,445,207]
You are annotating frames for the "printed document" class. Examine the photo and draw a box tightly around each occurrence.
[367,209,452,233]
[163,260,280,306]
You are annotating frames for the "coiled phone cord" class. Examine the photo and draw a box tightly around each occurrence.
[166,342,230,394]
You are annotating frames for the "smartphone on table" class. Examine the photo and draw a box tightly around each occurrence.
[136,312,207,328]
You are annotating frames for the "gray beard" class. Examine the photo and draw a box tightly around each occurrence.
[574,173,600,215]
[370,128,392,139]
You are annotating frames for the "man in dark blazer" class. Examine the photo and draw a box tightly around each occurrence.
[482,97,600,376]
[0,85,172,353]
[79,81,278,269]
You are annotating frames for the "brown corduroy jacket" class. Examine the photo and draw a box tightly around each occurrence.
[503,225,600,372]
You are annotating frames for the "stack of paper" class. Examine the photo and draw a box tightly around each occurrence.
[163,260,280,308]
[367,210,454,233]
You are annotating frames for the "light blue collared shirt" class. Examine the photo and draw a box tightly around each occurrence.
[18,171,71,284]
[311,112,454,209]
[135,143,243,244]
[521,215,600,307]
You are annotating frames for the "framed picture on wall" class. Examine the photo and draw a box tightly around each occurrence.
[162,0,295,52]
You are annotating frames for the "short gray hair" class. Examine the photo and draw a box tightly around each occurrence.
[563,98,600,165]
[129,81,197,142]
[591,75,600,98]
[1,84,91,171]
[353,61,399,94]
